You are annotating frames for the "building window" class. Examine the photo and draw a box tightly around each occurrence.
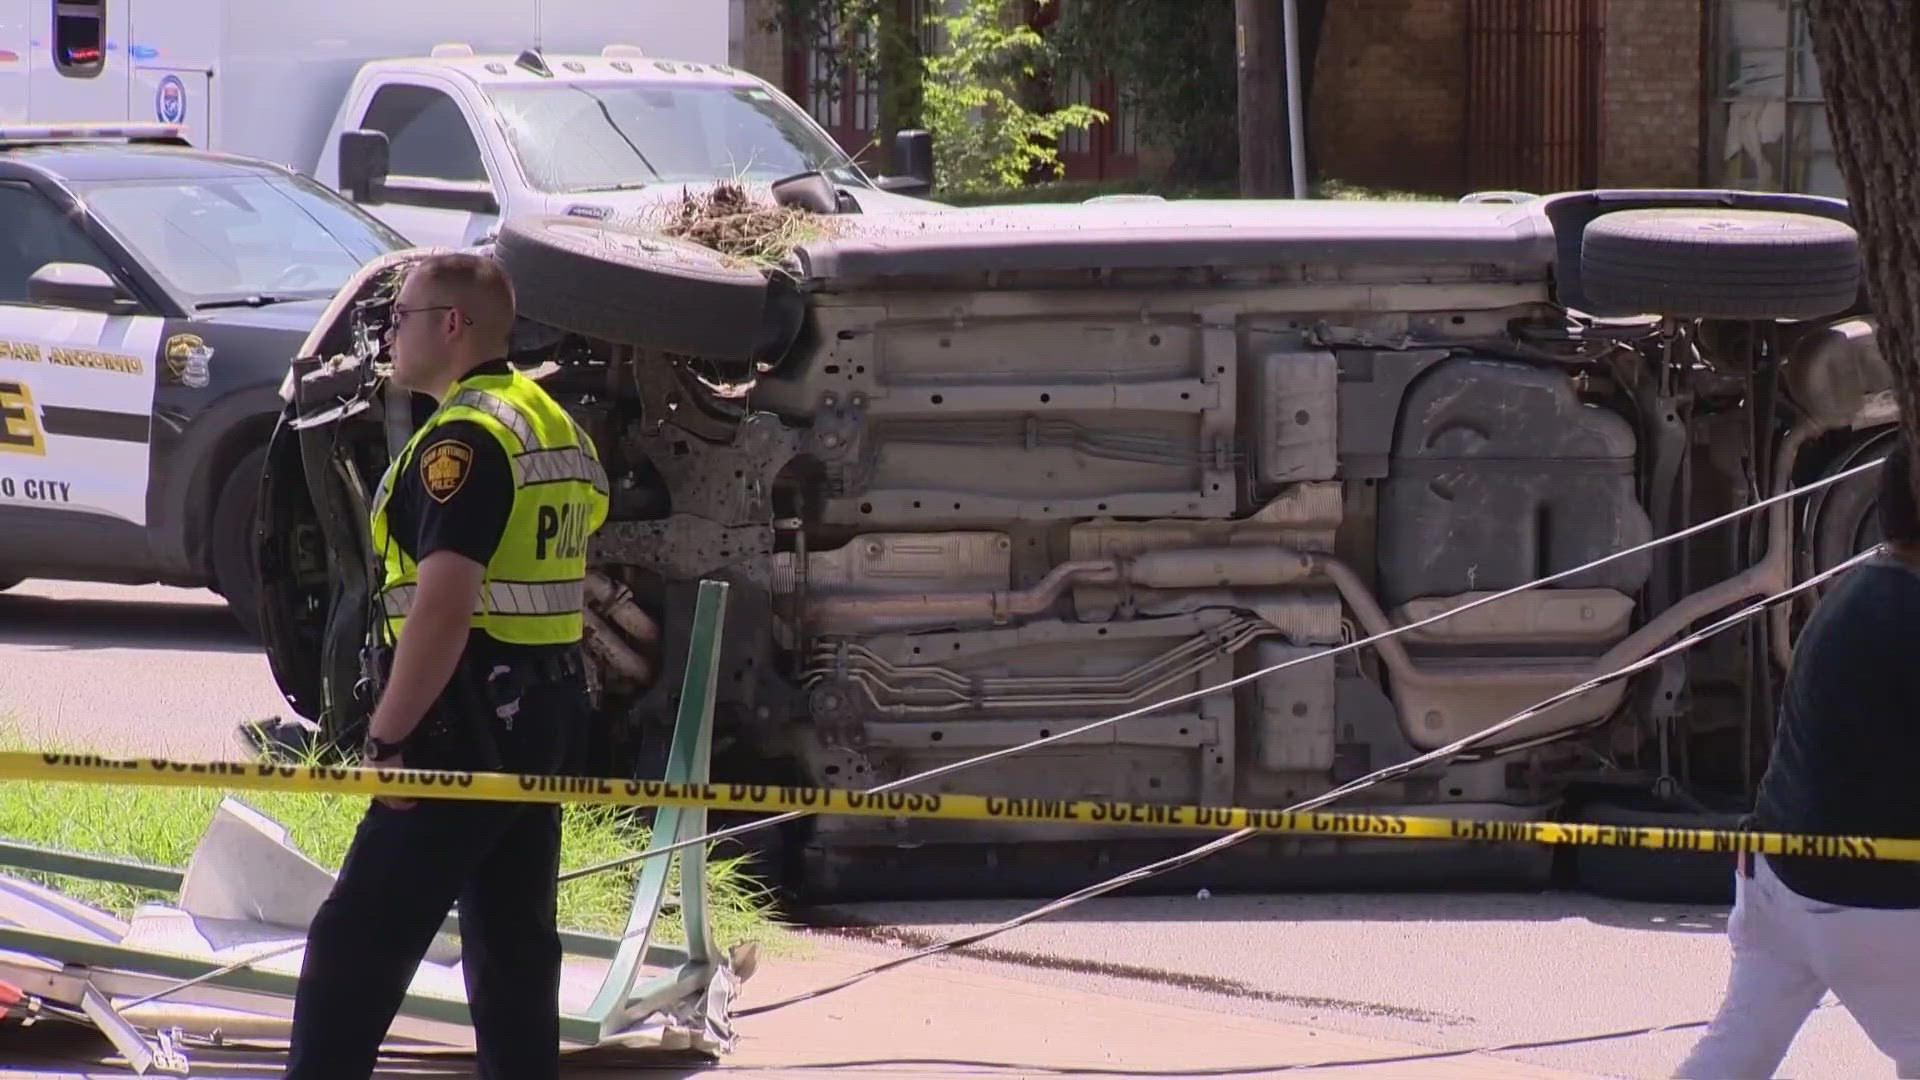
[1711,0,1840,197]
[787,0,938,168]
[791,4,886,165]
[1049,0,1141,181]
[52,0,106,78]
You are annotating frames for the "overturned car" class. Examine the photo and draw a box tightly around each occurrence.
[253,186,1888,902]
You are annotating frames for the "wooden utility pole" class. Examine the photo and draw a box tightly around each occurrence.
[1804,2,1920,480]
[1236,0,1288,197]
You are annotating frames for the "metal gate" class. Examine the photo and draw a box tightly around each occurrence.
[1465,0,1606,193]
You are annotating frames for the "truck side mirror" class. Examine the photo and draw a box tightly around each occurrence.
[875,129,934,197]
[771,171,850,214]
[339,129,390,205]
[27,263,138,315]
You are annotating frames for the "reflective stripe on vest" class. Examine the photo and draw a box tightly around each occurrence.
[370,368,608,648]
[516,445,609,494]
[445,387,537,449]
[380,579,584,619]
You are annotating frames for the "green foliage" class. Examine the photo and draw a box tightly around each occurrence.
[769,0,923,165]
[772,0,1105,193]
[919,0,1105,194]
[1047,0,1239,186]
[769,0,887,90]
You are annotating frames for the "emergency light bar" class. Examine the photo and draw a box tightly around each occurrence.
[0,122,186,145]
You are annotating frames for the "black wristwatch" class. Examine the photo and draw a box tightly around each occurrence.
[362,734,405,761]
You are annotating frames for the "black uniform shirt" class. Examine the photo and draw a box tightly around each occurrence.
[380,359,567,665]
[1747,552,1920,907]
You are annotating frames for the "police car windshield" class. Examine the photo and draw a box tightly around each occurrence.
[489,81,868,194]
[71,172,408,308]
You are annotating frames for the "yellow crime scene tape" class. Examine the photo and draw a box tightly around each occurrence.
[6,749,1917,863]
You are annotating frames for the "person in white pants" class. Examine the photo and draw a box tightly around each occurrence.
[1675,442,1920,1079]
[1675,851,1920,1077]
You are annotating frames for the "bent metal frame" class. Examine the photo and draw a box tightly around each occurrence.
[0,580,737,1069]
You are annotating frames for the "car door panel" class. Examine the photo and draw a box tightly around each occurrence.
[0,306,161,526]
[0,179,161,538]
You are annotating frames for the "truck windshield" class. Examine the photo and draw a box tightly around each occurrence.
[489,81,868,194]
[71,171,409,308]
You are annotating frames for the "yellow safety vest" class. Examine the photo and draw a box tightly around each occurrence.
[369,366,609,647]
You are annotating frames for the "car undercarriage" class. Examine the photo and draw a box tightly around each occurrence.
[255,187,1892,902]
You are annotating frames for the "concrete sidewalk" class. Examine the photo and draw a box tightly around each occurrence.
[720,948,1606,1078]
[0,943,1606,1078]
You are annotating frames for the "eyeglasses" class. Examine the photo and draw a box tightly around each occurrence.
[391,304,474,326]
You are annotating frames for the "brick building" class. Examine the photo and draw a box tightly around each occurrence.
[726,0,1837,198]
[1310,0,1839,197]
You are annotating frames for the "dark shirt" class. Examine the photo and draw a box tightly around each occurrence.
[1748,552,1920,907]
[381,360,565,668]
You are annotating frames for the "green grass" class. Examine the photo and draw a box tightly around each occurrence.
[0,727,799,956]
[935,176,1237,205]
[1312,178,1451,202]
[935,175,1448,206]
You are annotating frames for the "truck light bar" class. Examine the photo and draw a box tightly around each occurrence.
[0,122,186,144]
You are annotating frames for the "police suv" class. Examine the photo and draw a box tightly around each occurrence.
[0,123,408,633]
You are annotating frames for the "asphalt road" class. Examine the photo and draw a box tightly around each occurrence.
[0,579,287,759]
[816,893,1893,1080]
[0,580,1902,1078]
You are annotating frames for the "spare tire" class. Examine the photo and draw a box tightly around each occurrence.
[494,215,770,359]
[1580,208,1861,322]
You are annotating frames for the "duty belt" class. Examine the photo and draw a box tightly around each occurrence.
[527,647,586,684]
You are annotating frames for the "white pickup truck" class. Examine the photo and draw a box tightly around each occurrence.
[0,0,935,248]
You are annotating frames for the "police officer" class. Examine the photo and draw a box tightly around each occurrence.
[284,252,611,1080]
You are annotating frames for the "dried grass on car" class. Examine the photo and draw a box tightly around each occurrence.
[634,181,835,278]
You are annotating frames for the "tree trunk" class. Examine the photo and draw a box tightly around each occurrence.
[1236,0,1288,196]
[1804,1,1920,484]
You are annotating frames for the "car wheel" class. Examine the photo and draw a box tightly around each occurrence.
[1564,786,1745,905]
[492,215,770,360]
[1580,208,1862,322]
[210,445,268,640]
[1807,427,1894,582]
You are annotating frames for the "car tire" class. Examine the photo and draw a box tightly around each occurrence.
[1564,787,1745,905]
[1580,208,1862,322]
[493,215,770,360]
[210,445,267,641]
[1807,427,1894,582]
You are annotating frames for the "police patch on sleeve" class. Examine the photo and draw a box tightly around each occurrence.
[420,439,475,503]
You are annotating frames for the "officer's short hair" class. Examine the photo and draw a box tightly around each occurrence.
[406,252,516,341]
[1878,438,1920,545]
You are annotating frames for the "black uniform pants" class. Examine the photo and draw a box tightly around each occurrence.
[283,671,586,1080]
